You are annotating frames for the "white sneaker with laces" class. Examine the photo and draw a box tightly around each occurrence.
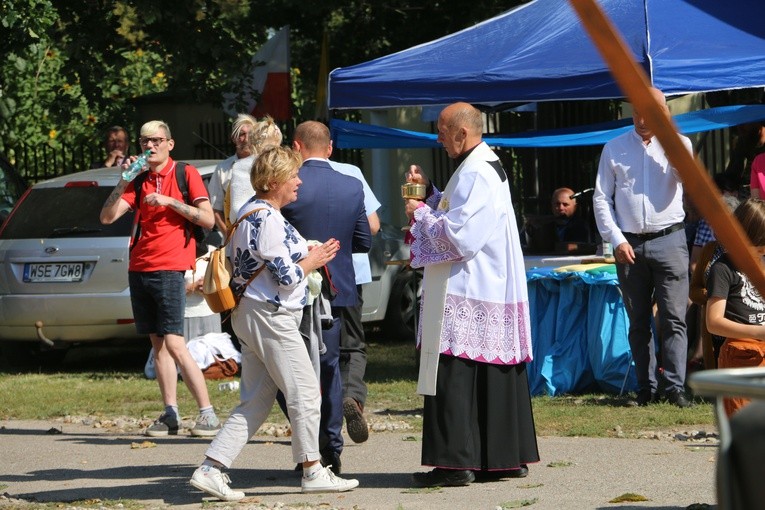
[190,465,245,501]
[301,465,359,493]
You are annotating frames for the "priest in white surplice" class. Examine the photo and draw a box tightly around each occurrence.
[405,102,539,488]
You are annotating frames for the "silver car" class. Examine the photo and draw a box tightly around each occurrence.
[0,161,221,364]
[0,161,419,365]
[360,222,421,341]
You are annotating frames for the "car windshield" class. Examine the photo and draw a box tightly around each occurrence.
[0,187,134,239]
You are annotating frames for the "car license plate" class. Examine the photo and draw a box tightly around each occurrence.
[24,262,85,282]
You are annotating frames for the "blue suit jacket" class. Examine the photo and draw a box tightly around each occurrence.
[281,159,371,307]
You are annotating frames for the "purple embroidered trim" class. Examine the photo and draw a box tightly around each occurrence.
[410,209,462,266]
[419,293,533,365]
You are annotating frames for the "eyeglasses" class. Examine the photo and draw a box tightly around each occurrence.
[139,137,167,147]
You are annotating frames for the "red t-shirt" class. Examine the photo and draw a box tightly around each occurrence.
[121,158,209,271]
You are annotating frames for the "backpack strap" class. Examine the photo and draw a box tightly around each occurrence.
[129,171,150,250]
[175,162,197,248]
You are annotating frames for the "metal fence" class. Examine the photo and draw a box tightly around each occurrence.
[0,139,102,183]
[1,111,732,216]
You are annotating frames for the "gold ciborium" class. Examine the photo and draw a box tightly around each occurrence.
[401,182,427,200]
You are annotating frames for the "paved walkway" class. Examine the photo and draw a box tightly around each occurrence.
[1,419,717,509]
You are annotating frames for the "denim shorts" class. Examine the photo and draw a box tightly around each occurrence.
[128,270,186,336]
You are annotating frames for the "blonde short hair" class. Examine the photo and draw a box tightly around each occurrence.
[250,145,302,194]
[140,120,171,139]
[250,116,283,156]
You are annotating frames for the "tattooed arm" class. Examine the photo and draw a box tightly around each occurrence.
[100,180,132,225]
[143,193,215,229]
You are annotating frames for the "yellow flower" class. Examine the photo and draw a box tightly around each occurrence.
[86,114,97,125]
[49,129,57,139]
[135,48,144,57]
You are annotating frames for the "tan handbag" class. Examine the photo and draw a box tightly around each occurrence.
[202,208,266,313]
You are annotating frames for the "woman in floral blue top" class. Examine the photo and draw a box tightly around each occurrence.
[190,146,360,500]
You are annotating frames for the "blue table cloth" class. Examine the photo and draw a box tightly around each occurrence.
[526,264,637,396]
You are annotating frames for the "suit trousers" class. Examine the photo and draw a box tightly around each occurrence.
[319,308,345,456]
[616,228,689,394]
[339,285,368,406]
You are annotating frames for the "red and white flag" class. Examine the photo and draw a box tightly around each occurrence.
[223,26,291,121]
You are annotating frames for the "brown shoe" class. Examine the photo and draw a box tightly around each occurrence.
[343,397,369,443]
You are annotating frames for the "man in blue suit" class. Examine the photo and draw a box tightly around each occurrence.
[282,121,372,474]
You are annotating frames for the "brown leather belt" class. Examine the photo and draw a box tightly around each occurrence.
[624,223,684,241]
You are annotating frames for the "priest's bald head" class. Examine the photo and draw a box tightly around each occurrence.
[437,102,484,159]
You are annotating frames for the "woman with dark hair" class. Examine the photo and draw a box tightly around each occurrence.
[705,198,765,416]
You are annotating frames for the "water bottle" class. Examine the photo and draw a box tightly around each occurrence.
[121,149,151,182]
[218,381,240,392]
[602,241,614,262]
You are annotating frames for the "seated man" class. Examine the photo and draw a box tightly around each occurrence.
[550,187,591,246]
[523,187,592,254]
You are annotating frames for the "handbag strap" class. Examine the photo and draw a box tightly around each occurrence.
[222,207,267,247]
[227,207,268,308]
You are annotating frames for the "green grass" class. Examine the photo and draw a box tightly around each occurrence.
[0,339,715,438]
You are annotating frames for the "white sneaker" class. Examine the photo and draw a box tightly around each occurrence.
[190,465,245,501]
[301,466,359,493]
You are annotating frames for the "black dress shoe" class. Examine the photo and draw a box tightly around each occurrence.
[665,389,692,408]
[412,468,475,488]
[626,389,657,407]
[473,464,529,482]
[321,450,342,475]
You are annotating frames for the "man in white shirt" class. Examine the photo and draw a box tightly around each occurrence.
[329,159,381,444]
[593,87,692,408]
[208,114,257,233]
[207,114,257,350]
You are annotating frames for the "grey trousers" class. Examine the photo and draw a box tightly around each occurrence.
[339,285,368,406]
[616,228,689,394]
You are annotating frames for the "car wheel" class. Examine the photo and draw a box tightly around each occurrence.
[0,342,69,370]
[384,269,422,342]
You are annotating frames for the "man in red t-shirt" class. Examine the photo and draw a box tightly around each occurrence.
[100,120,220,438]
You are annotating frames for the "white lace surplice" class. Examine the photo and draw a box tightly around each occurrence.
[410,142,532,365]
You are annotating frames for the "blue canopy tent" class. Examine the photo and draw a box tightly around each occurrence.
[327,0,765,396]
[331,104,765,149]
[328,0,765,110]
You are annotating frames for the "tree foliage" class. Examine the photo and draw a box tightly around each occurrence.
[1,0,524,156]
